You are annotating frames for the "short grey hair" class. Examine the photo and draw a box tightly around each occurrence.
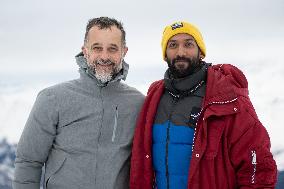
[84,17,126,46]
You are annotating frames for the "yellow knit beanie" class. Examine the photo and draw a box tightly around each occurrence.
[161,21,206,60]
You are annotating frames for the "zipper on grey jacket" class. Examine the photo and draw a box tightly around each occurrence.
[111,106,118,142]
[251,150,257,184]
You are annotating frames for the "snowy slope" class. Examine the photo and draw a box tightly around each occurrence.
[0,139,16,189]
[0,85,39,143]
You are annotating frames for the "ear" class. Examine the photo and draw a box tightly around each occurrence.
[199,51,205,60]
[82,46,88,58]
[122,46,128,57]
[164,54,168,61]
[123,46,128,57]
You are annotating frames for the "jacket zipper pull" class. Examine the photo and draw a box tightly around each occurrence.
[251,150,257,184]
[252,150,257,165]
[112,106,118,142]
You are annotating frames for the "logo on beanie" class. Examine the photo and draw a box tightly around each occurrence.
[171,22,183,30]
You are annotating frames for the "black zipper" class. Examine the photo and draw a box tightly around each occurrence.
[165,95,179,189]
[164,80,205,188]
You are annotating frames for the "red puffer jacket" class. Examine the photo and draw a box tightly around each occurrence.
[130,64,277,189]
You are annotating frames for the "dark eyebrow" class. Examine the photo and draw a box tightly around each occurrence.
[109,44,119,48]
[185,39,195,42]
[90,43,101,48]
[168,38,195,43]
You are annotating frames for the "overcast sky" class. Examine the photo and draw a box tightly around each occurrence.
[1,0,283,89]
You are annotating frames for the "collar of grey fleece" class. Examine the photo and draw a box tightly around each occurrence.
[75,52,129,87]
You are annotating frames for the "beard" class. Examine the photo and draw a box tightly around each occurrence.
[166,55,201,79]
[87,58,122,83]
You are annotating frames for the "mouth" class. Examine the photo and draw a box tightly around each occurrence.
[174,60,189,66]
[96,60,114,68]
[172,60,190,70]
[97,62,112,66]
[97,63,112,68]
[175,60,188,63]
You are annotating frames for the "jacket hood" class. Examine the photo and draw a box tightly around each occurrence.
[75,52,129,86]
[204,64,249,104]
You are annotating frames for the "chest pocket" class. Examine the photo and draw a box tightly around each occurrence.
[111,105,136,144]
[204,117,226,159]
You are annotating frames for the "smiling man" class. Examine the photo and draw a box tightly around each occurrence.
[130,21,277,189]
[82,20,127,84]
[13,17,144,189]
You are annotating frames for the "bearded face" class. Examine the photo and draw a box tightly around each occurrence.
[165,33,202,79]
[87,57,122,83]
[82,25,128,84]
[166,55,201,78]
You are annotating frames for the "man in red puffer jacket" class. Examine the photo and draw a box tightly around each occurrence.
[130,21,277,189]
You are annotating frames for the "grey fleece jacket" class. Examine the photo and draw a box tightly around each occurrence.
[13,53,145,189]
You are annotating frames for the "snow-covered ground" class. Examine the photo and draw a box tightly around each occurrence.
[0,139,16,188]
[0,85,40,143]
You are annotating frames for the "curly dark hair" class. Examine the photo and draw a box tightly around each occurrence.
[84,17,126,46]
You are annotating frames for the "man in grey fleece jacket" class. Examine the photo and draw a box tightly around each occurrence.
[13,17,144,189]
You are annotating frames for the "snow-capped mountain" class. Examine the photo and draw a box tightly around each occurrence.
[0,138,16,189]
[277,171,284,189]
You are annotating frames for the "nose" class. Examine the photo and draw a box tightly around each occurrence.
[176,46,186,57]
[99,50,110,61]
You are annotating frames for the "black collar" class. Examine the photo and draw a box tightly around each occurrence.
[164,62,210,99]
